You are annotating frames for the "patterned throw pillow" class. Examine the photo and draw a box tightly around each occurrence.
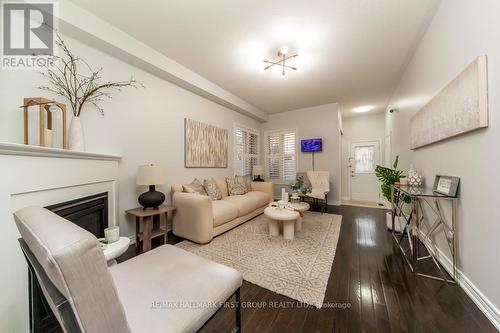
[226,177,248,195]
[203,178,222,200]
[183,179,208,195]
[235,175,252,192]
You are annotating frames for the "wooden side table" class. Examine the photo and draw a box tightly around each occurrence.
[126,204,176,253]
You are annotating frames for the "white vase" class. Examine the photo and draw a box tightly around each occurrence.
[68,116,85,151]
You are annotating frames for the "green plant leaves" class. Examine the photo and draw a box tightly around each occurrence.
[375,156,410,203]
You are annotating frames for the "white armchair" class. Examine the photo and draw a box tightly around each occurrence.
[14,206,242,333]
[306,171,330,213]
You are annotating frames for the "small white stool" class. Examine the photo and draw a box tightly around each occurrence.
[101,236,130,266]
[264,206,300,240]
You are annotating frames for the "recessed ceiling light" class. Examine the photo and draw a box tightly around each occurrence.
[352,105,374,113]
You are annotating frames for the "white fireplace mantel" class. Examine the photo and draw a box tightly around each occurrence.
[0,143,121,333]
[0,142,122,161]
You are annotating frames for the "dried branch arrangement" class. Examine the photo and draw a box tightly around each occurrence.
[38,34,143,117]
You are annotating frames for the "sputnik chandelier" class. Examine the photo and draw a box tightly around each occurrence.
[263,46,298,77]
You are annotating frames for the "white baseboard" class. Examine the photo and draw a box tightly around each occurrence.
[418,231,500,330]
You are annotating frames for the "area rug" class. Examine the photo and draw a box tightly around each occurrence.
[176,211,342,307]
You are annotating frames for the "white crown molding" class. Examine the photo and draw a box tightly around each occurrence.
[0,142,122,161]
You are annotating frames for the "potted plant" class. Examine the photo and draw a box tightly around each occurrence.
[375,156,410,231]
[38,34,142,151]
[289,176,312,197]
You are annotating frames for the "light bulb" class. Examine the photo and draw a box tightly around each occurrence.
[280,45,289,55]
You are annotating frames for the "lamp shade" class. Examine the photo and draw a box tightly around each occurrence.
[252,165,264,176]
[136,165,166,185]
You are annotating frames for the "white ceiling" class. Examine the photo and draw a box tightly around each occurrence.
[74,0,440,115]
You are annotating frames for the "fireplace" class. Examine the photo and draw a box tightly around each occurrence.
[46,192,109,238]
[28,193,109,333]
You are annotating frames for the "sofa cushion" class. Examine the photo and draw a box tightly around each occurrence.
[110,245,242,333]
[245,191,271,208]
[235,175,252,192]
[226,177,248,195]
[212,200,239,227]
[204,178,222,200]
[183,179,207,196]
[222,194,256,216]
[215,178,229,197]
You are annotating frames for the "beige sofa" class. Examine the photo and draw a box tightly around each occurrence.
[172,179,273,243]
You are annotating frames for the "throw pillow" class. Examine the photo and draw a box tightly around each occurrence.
[235,175,252,192]
[226,177,248,195]
[204,178,222,200]
[183,179,207,195]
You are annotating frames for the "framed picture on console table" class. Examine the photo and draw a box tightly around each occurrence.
[433,175,460,197]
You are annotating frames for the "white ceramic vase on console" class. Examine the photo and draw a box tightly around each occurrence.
[68,116,85,152]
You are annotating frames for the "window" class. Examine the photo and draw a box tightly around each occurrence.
[354,145,375,173]
[234,125,259,177]
[265,129,297,183]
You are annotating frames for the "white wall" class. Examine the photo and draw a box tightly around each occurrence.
[0,34,261,240]
[341,113,385,200]
[386,0,500,327]
[261,103,341,204]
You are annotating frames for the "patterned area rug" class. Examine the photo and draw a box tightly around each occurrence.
[176,211,342,307]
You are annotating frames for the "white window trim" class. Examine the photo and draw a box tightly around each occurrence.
[264,128,298,184]
[234,123,260,177]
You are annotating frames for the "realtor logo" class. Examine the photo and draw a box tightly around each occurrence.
[1,1,57,70]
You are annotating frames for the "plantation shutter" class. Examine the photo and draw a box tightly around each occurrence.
[234,126,259,176]
[266,129,297,183]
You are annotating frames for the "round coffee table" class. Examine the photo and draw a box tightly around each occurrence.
[289,202,310,231]
[264,206,300,240]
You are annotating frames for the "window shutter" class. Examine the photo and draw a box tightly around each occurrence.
[234,126,259,177]
[265,130,297,183]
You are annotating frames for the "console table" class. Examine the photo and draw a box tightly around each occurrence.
[126,205,175,252]
[391,185,458,283]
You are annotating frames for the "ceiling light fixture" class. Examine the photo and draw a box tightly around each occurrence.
[263,46,298,77]
[352,105,374,113]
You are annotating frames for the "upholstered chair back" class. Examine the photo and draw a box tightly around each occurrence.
[307,171,331,193]
[14,206,131,333]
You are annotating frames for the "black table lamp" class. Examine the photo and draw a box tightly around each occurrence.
[136,164,166,210]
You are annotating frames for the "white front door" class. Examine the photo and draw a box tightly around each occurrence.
[349,141,381,203]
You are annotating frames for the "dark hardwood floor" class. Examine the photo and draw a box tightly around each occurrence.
[120,205,497,333]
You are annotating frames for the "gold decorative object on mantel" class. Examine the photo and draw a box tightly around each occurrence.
[21,97,68,149]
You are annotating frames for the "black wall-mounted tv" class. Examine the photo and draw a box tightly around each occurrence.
[301,139,322,152]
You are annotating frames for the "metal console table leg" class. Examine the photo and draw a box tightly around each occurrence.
[391,185,457,284]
